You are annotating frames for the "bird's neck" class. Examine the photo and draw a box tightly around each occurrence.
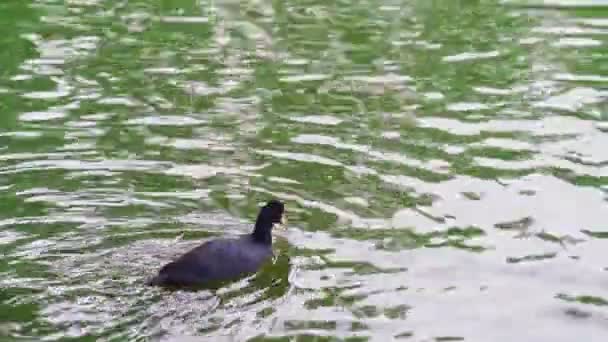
[251,219,273,244]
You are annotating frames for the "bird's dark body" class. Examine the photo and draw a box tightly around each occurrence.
[148,235,273,286]
[147,199,284,288]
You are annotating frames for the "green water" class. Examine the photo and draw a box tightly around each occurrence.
[2,0,608,340]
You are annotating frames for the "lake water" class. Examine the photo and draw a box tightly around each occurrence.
[2,0,608,341]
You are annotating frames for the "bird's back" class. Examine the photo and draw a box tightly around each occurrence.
[149,235,273,287]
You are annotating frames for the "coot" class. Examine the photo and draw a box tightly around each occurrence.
[147,200,285,288]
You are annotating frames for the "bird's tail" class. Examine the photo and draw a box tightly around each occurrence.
[146,274,167,286]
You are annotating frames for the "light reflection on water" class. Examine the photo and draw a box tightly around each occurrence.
[1,0,608,341]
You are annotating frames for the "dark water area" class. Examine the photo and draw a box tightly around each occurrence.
[1,0,608,341]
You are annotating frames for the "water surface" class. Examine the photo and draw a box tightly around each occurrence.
[2,0,608,341]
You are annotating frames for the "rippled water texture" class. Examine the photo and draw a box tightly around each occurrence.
[2,0,608,341]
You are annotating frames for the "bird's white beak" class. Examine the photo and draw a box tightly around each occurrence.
[276,215,287,230]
